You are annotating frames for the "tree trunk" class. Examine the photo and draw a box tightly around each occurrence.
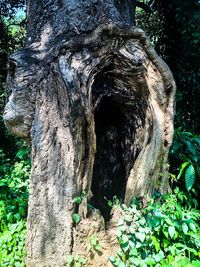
[3,0,176,266]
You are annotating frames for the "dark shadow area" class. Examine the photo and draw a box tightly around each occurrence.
[91,96,126,220]
[90,68,147,220]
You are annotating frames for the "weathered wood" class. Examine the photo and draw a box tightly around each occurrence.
[3,0,175,266]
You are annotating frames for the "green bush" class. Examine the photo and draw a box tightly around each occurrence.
[0,144,30,266]
[0,221,26,267]
[109,190,200,267]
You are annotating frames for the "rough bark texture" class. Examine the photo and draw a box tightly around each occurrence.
[3,0,176,266]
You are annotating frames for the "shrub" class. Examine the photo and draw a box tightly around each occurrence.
[0,144,30,266]
[109,190,200,267]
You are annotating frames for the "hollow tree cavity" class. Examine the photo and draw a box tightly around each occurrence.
[91,65,148,219]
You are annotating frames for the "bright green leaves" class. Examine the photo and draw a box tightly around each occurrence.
[72,213,80,224]
[109,256,126,267]
[67,255,74,265]
[0,221,26,267]
[0,147,30,227]
[67,255,87,267]
[89,235,101,252]
[121,234,129,244]
[182,223,189,234]
[72,191,87,225]
[188,222,196,233]
[0,146,30,266]
[168,226,176,239]
[73,191,86,205]
[151,236,160,252]
[110,192,200,267]
[135,232,145,243]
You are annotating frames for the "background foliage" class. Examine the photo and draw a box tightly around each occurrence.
[137,0,200,132]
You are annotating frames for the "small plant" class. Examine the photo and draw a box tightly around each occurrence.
[66,255,87,267]
[105,195,121,208]
[109,190,200,267]
[89,235,101,252]
[72,213,81,224]
[73,191,86,205]
[72,191,87,225]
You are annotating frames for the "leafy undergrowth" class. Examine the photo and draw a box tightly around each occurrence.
[109,189,200,267]
[0,144,30,267]
[170,129,200,195]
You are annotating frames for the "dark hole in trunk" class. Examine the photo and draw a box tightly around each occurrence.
[91,96,126,220]
[90,66,147,220]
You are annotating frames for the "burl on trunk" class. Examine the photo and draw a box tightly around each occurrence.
[3,0,175,266]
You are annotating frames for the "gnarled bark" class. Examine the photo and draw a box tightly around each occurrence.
[3,0,175,266]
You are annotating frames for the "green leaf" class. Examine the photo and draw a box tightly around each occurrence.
[165,218,174,226]
[154,251,164,262]
[118,225,126,232]
[94,244,101,251]
[67,255,74,264]
[185,140,197,161]
[121,234,129,243]
[135,232,145,243]
[185,164,196,191]
[188,222,196,233]
[145,257,156,265]
[130,247,137,256]
[177,162,190,180]
[72,213,80,224]
[163,239,170,248]
[132,258,141,265]
[182,223,188,234]
[0,179,7,186]
[90,236,98,246]
[151,236,160,252]
[122,242,129,252]
[163,229,169,239]
[168,226,176,238]
[129,225,135,234]
[117,250,125,260]
[117,261,126,267]
[109,256,116,264]
[107,200,113,207]
[73,196,82,204]
[125,215,132,223]
[129,240,135,248]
